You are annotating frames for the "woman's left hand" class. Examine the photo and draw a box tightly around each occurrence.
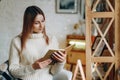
[51,51,66,63]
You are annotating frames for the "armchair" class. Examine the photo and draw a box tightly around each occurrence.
[0,60,72,80]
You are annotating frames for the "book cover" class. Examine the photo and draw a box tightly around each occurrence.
[42,44,74,64]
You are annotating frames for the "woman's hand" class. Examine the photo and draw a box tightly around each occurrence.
[32,58,52,70]
[51,51,66,63]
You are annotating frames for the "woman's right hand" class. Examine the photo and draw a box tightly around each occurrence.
[32,58,52,70]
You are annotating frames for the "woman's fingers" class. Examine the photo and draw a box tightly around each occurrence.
[33,59,52,69]
[52,51,66,62]
[52,53,64,62]
[38,59,52,68]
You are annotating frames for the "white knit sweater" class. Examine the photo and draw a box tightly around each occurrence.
[9,33,65,80]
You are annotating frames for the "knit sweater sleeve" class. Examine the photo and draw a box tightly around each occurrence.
[9,37,35,78]
[49,36,65,75]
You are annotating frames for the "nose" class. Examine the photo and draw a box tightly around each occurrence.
[39,22,42,28]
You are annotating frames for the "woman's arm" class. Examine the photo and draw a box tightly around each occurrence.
[50,50,66,75]
[50,61,65,75]
[48,36,66,75]
[9,38,35,78]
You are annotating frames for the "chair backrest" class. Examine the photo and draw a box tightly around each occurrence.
[72,59,86,80]
[0,60,19,80]
[0,60,12,80]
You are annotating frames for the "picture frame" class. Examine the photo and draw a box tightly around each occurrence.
[55,0,78,14]
[80,0,85,19]
[92,36,106,56]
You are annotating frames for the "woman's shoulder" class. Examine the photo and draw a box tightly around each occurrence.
[11,34,21,44]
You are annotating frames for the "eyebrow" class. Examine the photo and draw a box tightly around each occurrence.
[34,18,44,21]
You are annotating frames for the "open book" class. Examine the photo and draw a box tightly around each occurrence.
[42,44,74,62]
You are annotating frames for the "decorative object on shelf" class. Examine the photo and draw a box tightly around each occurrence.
[73,23,80,35]
[92,36,106,57]
[55,0,78,14]
[73,20,85,36]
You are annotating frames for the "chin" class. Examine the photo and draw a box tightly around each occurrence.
[33,31,42,33]
[39,30,43,33]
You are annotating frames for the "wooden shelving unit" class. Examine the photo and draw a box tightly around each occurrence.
[85,0,119,80]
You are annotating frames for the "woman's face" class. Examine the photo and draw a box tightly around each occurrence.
[32,14,45,33]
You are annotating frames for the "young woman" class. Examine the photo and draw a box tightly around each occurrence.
[9,5,66,80]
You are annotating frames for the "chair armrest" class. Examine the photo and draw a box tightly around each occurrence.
[53,69,72,80]
[0,71,12,80]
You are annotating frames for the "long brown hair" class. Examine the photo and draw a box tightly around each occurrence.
[21,5,49,52]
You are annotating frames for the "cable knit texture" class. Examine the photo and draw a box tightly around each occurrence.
[9,33,65,80]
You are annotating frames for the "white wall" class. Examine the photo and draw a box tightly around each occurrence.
[0,0,82,64]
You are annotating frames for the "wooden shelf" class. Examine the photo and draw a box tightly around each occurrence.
[65,35,86,73]
[67,35,85,40]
